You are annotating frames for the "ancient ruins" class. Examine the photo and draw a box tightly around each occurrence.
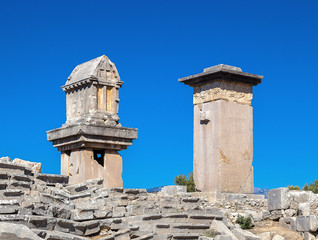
[0,157,317,240]
[179,65,262,193]
[1,56,317,240]
[47,56,138,188]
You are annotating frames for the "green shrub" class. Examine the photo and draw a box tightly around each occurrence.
[174,174,187,186]
[288,185,300,190]
[288,180,318,193]
[186,172,195,192]
[174,172,196,192]
[236,216,254,229]
[303,180,318,194]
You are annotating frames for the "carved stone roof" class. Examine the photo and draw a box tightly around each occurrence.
[179,64,262,87]
[62,55,121,90]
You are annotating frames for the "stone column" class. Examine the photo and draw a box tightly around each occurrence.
[179,65,262,193]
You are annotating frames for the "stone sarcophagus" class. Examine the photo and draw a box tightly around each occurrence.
[179,65,262,193]
[47,55,138,188]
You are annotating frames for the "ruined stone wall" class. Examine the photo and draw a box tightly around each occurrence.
[1,157,316,240]
[268,188,318,240]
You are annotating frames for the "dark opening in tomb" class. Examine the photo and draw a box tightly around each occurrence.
[94,150,105,167]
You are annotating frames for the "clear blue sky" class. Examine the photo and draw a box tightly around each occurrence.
[0,0,317,190]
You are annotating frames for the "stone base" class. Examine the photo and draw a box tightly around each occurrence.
[61,149,123,188]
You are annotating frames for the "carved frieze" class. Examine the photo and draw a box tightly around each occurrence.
[193,81,253,105]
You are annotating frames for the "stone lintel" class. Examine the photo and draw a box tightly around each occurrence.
[47,124,137,151]
[178,64,262,87]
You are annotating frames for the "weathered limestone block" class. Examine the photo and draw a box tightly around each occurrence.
[289,190,318,210]
[71,209,94,221]
[33,229,89,240]
[54,218,87,236]
[36,173,69,185]
[172,233,200,239]
[94,206,112,219]
[114,229,130,240]
[269,210,284,221]
[232,228,260,240]
[210,220,238,240]
[268,188,290,211]
[298,202,310,216]
[284,209,296,217]
[0,199,20,214]
[296,215,318,232]
[12,158,42,173]
[179,64,262,193]
[27,216,57,231]
[0,161,32,176]
[0,156,11,163]
[283,217,297,231]
[272,235,285,240]
[257,232,271,240]
[304,232,315,240]
[198,237,214,240]
[0,222,42,240]
[215,236,234,240]
[160,186,187,195]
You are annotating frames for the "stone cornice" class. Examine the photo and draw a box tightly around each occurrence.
[61,77,123,92]
[47,124,138,151]
[179,66,262,87]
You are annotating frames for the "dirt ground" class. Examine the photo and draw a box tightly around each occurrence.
[250,220,303,240]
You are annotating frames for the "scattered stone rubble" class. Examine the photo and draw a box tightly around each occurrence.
[0,157,317,240]
[268,188,318,240]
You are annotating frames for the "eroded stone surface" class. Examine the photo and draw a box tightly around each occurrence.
[0,222,42,240]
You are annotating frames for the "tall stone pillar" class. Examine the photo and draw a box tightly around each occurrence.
[179,65,262,193]
[47,55,138,188]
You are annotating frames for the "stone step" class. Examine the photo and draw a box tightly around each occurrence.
[3,189,25,197]
[0,214,101,237]
[152,234,173,240]
[33,229,89,240]
[46,186,71,199]
[181,197,200,203]
[28,215,101,236]
[172,233,199,239]
[154,223,170,235]
[8,180,32,190]
[162,213,188,223]
[170,223,210,234]
[36,173,69,185]
[0,172,9,180]
[70,192,91,200]
[124,189,147,195]
[188,213,223,224]
[143,214,163,221]
[0,199,20,214]
[12,174,32,182]
[134,233,154,240]
[0,162,33,176]
[113,228,130,239]
[131,230,153,238]
[0,181,8,190]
